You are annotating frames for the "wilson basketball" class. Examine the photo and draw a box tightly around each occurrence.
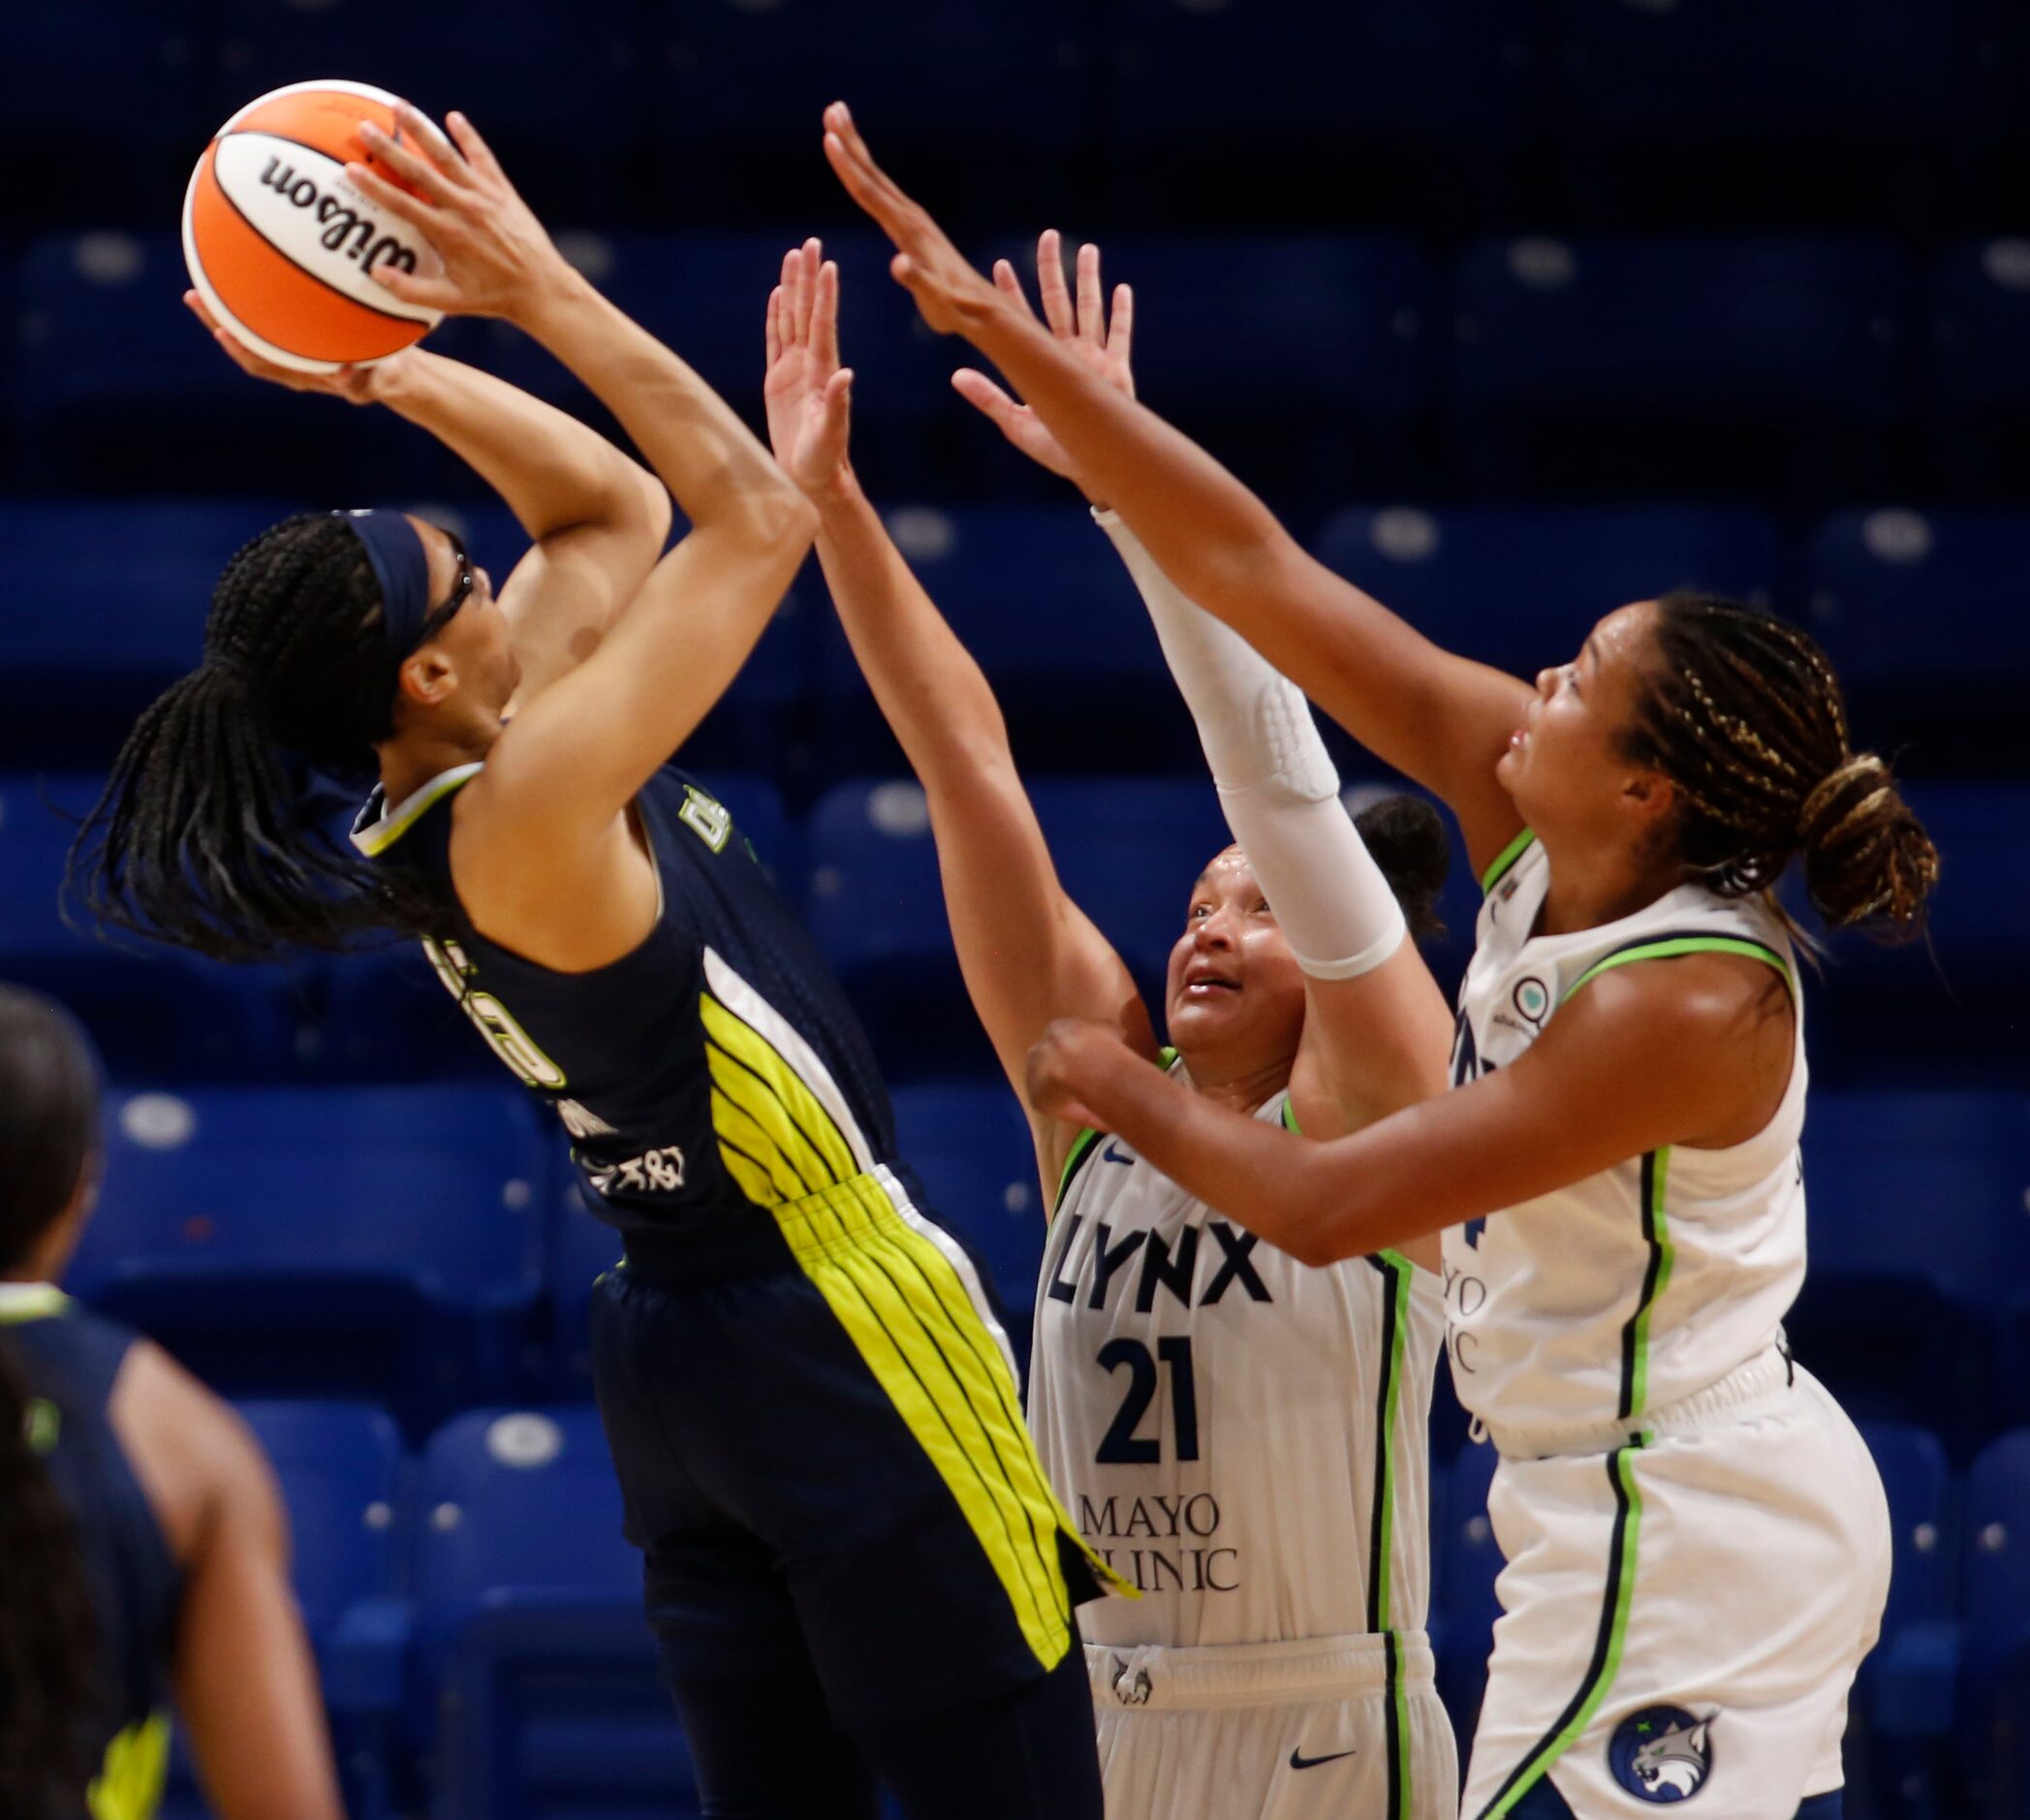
[181,78,446,373]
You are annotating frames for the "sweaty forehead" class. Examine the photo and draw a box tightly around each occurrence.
[1591,600,1658,668]
[1192,844,1253,896]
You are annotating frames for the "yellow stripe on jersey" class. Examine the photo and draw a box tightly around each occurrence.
[88,1710,169,1820]
[704,1043,833,1194]
[705,1083,808,1204]
[700,992,859,1182]
[773,1175,1128,1670]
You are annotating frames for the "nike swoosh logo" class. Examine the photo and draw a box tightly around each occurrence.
[1288,1747,1358,1771]
[1101,1140,1135,1166]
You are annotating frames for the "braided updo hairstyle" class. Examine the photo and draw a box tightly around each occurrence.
[1616,592,1939,940]
[69,513,458,961]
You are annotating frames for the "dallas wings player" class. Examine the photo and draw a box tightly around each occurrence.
[826,105,1938,1819]
[765,233,1459,1818]
[76,122,1116,1818]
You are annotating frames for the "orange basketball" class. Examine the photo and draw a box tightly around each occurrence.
[182,79,446,374]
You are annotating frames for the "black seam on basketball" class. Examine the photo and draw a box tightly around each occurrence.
[204,141,426,330]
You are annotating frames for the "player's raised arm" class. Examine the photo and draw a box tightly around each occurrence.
[762,240,1155,1176]
[183,290,670,716]
[826,103,1531,877]
[345,109,818,880]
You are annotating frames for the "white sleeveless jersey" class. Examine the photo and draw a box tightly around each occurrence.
[1028,1073,1445,1649]
[1443,833,1808,1436]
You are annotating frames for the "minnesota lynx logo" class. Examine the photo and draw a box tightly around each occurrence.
[1608,1707,1715,1803]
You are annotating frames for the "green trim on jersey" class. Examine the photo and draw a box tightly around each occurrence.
[0,1283,72,1325]
[1620,1149,1676,1422]
[1052,1049,1181,1214]
[1562,934,1793,1005]
[1476,1436,1650,1819]
[1478,828,1538,896]
[1373,1253,1417,1819]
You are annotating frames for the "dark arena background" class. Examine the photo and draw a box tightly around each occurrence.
[4,3,2028,1816]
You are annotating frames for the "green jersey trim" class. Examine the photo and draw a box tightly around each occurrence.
[1476,1436,1649,1818]
[1620,1149,1676,1422]
[1054,1049,1181,1214]
[0,1282,72,1325]
[1478,828,1538,896]
[1562,933,1793,1005]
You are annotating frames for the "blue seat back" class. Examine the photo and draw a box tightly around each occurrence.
[1315,503,1777,683]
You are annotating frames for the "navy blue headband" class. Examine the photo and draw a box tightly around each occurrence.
[334,509,432,654]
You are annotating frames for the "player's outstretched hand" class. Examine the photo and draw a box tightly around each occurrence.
[763,238,856,499]
[952,232,1134,497]
[341,105,571,322]
[1025,1017,1140,1132]
[182,289,395,403]
[822,102,999,336]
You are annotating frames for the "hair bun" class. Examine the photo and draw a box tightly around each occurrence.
[1797,751,1939,941]
[1353,793,1452,943]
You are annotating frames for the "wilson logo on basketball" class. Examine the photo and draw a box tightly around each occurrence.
[252,153,420,276]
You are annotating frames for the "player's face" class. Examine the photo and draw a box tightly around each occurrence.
[1165,846,1307,1063]
[1496,600,1661,840]
[418,520,519,716]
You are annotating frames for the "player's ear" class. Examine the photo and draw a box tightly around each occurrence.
[397,643,458,710]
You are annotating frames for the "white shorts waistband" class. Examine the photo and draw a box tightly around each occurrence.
[1085,1629,1434,1711]
[1482,1345,1795,1460]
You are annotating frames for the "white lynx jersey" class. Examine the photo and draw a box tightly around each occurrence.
[1028,1070,1445,1650]
[1443,833,1808,1437]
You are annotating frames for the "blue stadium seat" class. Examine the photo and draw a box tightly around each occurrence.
[1850,1424,1957,1809]
[1448,238,1910,501]
[978,236,1435,504]
[417,1407,694,1820]
[1314,503,1778,683]
[812,504,1204,776]
[1806,508,2030,770]
[1784,1091,2027,1444]
[65,1084,550,1433]
[804,778,985,1079]
[1109,0,1531,228]
[890,1085,1046,1367]
[1963,1430,2030,1810]
[0,772,302,1079]
[0,499,296,766]
[1432,1438,1502,1746]
[1811,786,2030,1074]
[316,774,793,1080]
[1926,241,2030,496]
[14,233,412,493]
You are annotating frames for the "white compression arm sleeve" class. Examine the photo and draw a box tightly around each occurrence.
[1095,509,1405,980]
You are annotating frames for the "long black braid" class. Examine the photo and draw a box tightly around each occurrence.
[1619,591,1940,941]
[68,513,456,961]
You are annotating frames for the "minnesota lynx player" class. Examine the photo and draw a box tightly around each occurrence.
[770,232,1460,1818]
[828,117,1937,1812]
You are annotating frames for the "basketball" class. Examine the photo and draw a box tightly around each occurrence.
[181,78,446,374]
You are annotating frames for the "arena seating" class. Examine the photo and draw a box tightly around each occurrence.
[13,8,2029,1809]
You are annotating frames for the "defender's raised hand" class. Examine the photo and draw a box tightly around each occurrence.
[822,102,999,335]
[953,232,1135,496]
[340,105,572,321]
[762,239,855,498]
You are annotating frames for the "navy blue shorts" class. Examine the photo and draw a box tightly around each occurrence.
[589,1182,1115,1730]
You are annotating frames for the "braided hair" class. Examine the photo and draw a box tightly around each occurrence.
[69,513,457,961]
[0,988,104,1815]
[1618,592,1939,941]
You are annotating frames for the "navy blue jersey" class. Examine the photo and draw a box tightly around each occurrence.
[1,1287,177,1817]
[354,763,904,1239]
